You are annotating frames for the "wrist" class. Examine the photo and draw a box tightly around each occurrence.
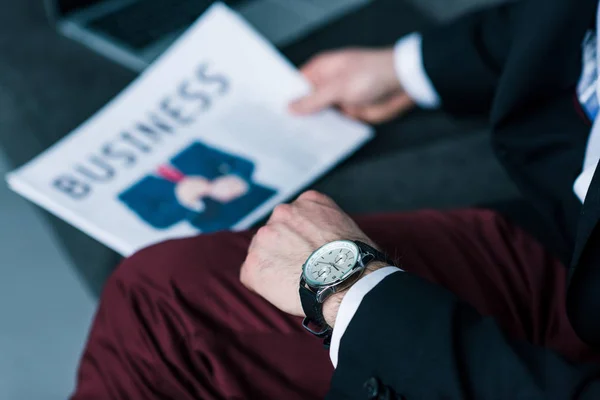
[379,48,403,92]
[322,261,388,328]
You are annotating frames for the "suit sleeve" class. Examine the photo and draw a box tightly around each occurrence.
[327,273,600,399]
[419,1,521,115]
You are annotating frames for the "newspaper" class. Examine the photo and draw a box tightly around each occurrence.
[6,3,372,256]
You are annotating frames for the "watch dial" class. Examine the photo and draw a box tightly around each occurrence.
[303,241,360,287]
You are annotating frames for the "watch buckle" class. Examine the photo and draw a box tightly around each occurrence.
[302,317,332,338]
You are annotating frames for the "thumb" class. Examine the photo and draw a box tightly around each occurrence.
[289,83,341,115]
[348,93,415,123]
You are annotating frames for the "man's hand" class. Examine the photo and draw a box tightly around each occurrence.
[240,191,379,319]
[289,48,415,123]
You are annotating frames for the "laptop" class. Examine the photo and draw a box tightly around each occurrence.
[44,0,371,71]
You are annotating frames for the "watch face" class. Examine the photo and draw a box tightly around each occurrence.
[303,240,360,287]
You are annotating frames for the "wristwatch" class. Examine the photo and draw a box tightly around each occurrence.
[299,240,394,339]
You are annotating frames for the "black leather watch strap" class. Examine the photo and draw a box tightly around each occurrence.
[354,241,396,267]
[299,283,331,338]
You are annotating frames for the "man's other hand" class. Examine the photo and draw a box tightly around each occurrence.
[289,48,415,123]
[240,191,377,317]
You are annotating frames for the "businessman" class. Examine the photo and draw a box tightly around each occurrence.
[119,141,276,232]
[73,0,600,398]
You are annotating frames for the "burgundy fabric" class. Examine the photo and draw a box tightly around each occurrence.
[71,209,596,400]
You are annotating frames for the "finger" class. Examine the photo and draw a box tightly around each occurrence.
[299,52,340,84]
[250,222,311,262]
[269,203,293,223]
[299,56,327,84]
[240,241,261,288]
[247,227,262,253]
[246,225,278,266]
[353,94,415,123]
[339,105,365,121]
[296,190,332,204]
[357,94,414,122]
[289,83,341,115]
[295,191,339,210]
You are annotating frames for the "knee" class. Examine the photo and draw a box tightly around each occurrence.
[107,231,251,292]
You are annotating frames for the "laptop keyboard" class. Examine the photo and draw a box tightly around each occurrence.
[88,0,247,50]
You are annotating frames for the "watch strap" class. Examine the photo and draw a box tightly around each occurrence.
[299,284,331,338]
[354,240,396,267]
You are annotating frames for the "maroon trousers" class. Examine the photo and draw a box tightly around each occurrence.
[71,210,596,399]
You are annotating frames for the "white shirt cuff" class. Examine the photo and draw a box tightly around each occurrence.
[329,266,402,368]
[574,164,596,202]
[394,32,441,109]
[573,114,600,202]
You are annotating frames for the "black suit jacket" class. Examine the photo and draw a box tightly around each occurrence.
[328,0,600,398]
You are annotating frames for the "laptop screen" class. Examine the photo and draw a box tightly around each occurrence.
[54,0,102,16]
